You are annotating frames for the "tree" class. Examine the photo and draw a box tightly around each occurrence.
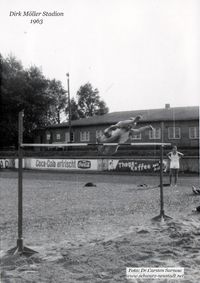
[46,79,67,124]
[22,66,52,141]
[67,83,109,120]
[0,54,68,147]
[65,97,80,120]
[0,54,28,147]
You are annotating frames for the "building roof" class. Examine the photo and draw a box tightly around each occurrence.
[48,106,199,129]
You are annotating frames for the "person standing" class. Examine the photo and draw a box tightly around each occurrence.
[167,145,184,187]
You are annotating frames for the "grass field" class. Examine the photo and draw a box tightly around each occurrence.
[0,170,200,282]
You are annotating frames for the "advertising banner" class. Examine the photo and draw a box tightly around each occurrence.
[107,159,168,172]
[26,158,98,171]
[0,159,15,169]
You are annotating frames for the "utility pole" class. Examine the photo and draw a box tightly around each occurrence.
[66,73,72,142]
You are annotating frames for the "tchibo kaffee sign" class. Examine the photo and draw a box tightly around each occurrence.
[25,158,98,171]
[107,159,168,172]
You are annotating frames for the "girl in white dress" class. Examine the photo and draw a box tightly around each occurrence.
[167,145,184,187]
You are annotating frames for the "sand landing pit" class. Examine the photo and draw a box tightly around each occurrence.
[0,171,199,282]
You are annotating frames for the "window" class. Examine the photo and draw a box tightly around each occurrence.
[46,134,51,141]
[80,131,90,142]
[168,127,181,139]
[65,132,74,142]
[189,127,199,139]
[149,128,161,140]
[56,133,61,140]
[131,133,141,140]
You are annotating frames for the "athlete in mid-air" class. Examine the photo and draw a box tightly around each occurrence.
[97,115,154,154]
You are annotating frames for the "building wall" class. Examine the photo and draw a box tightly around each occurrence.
[163,120,199,147]
[44,125,109,144]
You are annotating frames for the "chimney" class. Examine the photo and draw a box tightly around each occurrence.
[165,103,170,109]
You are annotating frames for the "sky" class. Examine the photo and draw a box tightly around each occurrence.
[1,0,199,113]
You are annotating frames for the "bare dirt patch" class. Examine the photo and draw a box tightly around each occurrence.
[1,171,199,282]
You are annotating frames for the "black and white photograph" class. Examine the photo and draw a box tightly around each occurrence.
[0,0,199,282]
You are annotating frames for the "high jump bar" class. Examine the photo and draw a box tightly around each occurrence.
[21,142,171,147]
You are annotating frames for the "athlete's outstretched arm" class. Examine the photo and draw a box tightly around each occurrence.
[129,125,154,135]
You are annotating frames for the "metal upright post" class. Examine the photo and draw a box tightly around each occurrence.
[7,110,37,256]
[159,144,164,217]
[17,110,24,252]
[152,145,172,221]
